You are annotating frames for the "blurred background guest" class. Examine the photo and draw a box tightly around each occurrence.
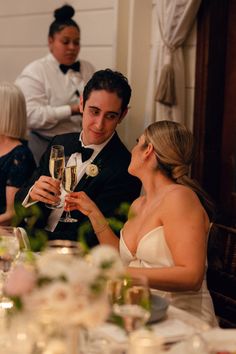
[15,4,95,165]
[0,82,36,226]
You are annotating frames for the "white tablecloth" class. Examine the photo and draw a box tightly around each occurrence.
[86,305,212,353]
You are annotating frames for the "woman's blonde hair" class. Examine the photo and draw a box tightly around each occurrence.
[0,82,27,139]
[144,120,215,217]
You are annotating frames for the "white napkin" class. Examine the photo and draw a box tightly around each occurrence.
[88,319,195,345]
[88,323,127,344]
[152,319,195,343]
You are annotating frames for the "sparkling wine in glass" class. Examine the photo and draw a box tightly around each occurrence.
[59,163,78,223]
[46,145,65,209]
[111,276,151,334]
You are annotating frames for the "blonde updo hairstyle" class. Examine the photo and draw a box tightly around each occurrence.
[143,120,214,216]
[0,82,27,140]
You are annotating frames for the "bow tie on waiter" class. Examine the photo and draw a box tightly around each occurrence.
[76,140,94,162]
[59,60,80,74]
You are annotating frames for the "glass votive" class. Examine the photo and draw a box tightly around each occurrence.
[47,240,83,256]
[128,328,163,354]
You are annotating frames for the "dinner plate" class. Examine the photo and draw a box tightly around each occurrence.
[148,294,169,323]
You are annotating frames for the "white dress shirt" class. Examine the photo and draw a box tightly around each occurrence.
[15,53,95,137]
[22,132,114,232]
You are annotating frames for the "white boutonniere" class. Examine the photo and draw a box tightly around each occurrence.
[86,163,99,177]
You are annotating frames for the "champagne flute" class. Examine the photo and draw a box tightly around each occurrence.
[59,162,78,223]
[0,226,30,308]
[110,275,151,334]
[46,145,65,209]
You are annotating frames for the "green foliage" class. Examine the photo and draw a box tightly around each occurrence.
[108,312,125,328]
[13,203,42,229]
[90,274,107,295]
[115,202,131,218]
[13,200,132,252]
[12,203,48,252]
[28,230,48,253]
[77,221,92,253]
[37,274,67,288]
[100,260,114,270]
[77,202,132,250]
[7,296,23,314]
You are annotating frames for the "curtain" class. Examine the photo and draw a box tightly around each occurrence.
[144,0,201,127]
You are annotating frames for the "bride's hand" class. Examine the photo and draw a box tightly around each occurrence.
[64,191,97,216]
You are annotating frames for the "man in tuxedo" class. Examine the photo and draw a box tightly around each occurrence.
[14,69,141,247]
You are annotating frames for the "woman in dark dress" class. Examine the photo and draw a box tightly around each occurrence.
[0,82,36,225]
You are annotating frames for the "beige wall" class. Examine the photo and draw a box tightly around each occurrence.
[116,0,152,148]
[0,0,117,82]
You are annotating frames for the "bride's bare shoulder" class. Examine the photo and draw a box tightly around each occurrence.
[163,184,203,210]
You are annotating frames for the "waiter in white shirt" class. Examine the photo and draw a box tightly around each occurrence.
[15,4,95,165]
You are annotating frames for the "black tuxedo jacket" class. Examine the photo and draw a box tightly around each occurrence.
[15,132,141,247]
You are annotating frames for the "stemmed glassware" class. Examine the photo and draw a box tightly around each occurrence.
[0,226,30,308]
[108,275,151,334]
[59,158,78,223]
[46,145,65,209]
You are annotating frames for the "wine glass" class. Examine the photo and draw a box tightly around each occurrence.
[109,275,151,334]
[59,161,78,223]
[46,145,65,209]
[0,226,30,308]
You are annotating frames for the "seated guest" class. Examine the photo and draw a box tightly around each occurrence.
[15,4,95,165]
[64,120,218,326]
[0,82,36,225]
[14,69,141,247]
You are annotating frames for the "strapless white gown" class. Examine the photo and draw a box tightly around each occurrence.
[119,226,217,326]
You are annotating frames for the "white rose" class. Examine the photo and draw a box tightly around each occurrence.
[67,259,99,285]
[86,164,99,177]
[71,297,110,327]
[37,251,69,277]
[90,245,124,277]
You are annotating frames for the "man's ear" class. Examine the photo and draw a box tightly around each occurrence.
[79,96,84,113]
[118,108,128,124]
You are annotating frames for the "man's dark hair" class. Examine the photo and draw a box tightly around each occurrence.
[83,69,132,115]
[48,5,80,38]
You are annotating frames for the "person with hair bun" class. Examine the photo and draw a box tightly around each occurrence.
[64,120,217,326]
[0,82,36,225]
[15,5,95,165]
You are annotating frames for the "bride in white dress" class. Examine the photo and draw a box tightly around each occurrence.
[65,120,217,326]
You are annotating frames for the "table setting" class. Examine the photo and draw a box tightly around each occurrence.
[0,230,124,354]
[0,226,236,354]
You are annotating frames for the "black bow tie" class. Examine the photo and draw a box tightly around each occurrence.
[59,61,80,74]
[77,140,94,162]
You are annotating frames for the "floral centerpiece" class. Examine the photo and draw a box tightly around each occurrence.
[3,244,124,354]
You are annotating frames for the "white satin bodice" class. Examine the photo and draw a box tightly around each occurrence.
[120,226,174,268]
[119,226,218,326]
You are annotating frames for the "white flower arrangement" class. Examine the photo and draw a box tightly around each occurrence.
[4,245,124,328]
[85,163,99,177]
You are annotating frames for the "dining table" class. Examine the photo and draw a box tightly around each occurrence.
[82,304,214,354]
[1,238,235,354]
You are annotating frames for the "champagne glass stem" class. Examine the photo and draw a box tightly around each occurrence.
[59,162,78,223]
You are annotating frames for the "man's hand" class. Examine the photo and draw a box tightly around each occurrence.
[30,176,61,205]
